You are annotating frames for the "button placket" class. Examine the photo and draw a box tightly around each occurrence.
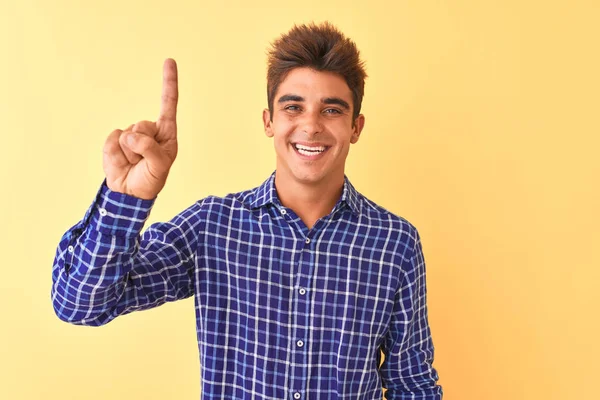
[291,234,313,400]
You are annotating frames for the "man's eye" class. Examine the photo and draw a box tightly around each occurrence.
[285,105,300,111]
[324,108,342,114]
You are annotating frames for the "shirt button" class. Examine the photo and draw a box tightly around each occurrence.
[299,288,306,295]
[304,238,311,244]
[99,208,107,216]
[293,393,301,399]
[296,340,304,348]
[280,208,287,215]
[67,245,74,253]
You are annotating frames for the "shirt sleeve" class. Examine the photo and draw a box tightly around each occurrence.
[379,228,443,399]
[51,179,204,326]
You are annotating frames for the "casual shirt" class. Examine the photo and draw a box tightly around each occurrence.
[51,172,442,399]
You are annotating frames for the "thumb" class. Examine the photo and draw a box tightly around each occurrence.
[126,132,164,166]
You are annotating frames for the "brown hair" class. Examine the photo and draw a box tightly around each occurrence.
[266,21,367,122]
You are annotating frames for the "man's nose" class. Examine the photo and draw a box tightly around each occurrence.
[299,110,324,136]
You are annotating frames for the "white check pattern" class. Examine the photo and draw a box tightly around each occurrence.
[51,172,442,399]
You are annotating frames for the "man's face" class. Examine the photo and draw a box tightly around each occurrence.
[263,67,365,188]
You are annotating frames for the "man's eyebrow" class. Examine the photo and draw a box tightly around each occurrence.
[277,94,351,110]
[322,97,350,110]
[278,94,304,103]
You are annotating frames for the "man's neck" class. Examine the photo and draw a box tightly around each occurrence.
[274,171,344,230]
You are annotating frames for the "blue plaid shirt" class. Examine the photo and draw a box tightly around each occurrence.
[51,172,442,399]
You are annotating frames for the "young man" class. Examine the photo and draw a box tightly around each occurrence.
[52,22,443,399]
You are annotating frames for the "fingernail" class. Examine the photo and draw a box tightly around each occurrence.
[127,133,136,145]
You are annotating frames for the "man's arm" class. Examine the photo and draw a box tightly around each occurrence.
[51,180,203,326]
[51,59,200,326]
[379,228,443,399]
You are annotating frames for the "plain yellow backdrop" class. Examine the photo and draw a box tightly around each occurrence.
[1,0,598,399]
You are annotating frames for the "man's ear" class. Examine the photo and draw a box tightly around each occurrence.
[350,114,365,144]
[263,109,274,138]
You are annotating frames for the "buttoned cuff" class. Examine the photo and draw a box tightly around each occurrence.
[89,180,156,237]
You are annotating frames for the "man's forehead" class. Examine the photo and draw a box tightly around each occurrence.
[275,67,352,101]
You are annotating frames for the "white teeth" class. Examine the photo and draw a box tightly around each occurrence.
[295,144,326,153]
[298,148,322,156]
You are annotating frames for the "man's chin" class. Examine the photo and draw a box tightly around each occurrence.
[292,173,323,185]
[278,167,325,187]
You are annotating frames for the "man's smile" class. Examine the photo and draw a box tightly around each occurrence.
[291,142,331,159]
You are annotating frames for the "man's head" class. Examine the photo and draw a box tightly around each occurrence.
[266,22,367,123]
[263,22,367,188]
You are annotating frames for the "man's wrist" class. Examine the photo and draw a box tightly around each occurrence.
[89,180,156,237]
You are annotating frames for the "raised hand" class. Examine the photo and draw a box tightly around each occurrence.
[102,58,179,200]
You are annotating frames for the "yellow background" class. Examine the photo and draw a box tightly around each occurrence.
[1,0,598,399]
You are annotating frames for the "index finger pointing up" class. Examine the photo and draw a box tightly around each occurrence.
[158,58,179,126]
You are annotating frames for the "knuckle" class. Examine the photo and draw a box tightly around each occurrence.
[103,137,121,155]
[107,129,122,141]
[162,93,177,105]
[134,120,151,128]
[133,120,157,135]
[106,129,121,143]
[117,131,129,146]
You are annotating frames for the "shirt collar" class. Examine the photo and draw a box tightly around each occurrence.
[249,172,362,216]
[249,172,279,209]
